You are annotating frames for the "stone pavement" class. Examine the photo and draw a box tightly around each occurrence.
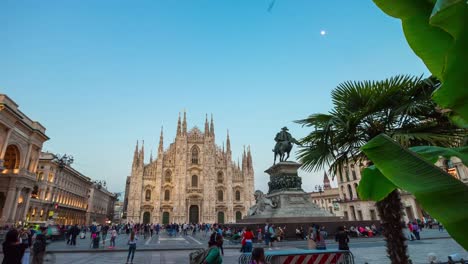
[2,229,466,263]
[45,238,467,264]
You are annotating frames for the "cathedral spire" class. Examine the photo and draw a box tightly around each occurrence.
[158,126,164,154]
[177,113,181,136]
[226,130,231,153]
[132,140,139,167]
[323,171,331,190]
[242,146,247,171]
[247,145,252,170]
[182,110,187,135]
[140,140,145,165]
[204,114,209,137]
[210,114,215,137]
[150,149,153,163]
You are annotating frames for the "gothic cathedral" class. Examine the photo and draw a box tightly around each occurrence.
[125,112,255,224]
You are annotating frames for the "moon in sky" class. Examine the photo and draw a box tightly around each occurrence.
[320,30,326,36]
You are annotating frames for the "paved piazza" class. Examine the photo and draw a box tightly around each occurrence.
[16,229,464,264]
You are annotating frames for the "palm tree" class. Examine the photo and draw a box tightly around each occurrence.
[296,75,464,264]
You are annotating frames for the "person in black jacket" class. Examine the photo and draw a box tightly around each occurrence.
[2,229,28,264]
[335,226,350,250]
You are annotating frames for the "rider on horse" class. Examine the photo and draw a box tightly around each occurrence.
[273,127,300,164]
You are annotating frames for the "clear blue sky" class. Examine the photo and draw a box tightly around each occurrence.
[0,0,428,195]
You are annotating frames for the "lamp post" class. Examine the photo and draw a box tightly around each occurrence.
[315,185,323,195]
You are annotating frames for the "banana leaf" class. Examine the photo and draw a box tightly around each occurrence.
[373,0,468,122]
[360,134,468,249]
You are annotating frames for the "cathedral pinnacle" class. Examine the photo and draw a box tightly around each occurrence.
[204,114,209,137]
[158,126,164,154]
[182,110,187,135]
[226,130,231,153]
[177,112,182,136]
[132,140,139,167]
[210,113,215,137]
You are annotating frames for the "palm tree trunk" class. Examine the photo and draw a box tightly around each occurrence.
[376,189,410,264]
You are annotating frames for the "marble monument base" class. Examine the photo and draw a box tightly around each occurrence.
[242,161,341,223]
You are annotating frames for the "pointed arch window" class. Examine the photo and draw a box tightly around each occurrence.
[164,190,170,201]
[192,175,198,187]
[217,172,223,184]
[235,190,241,201]
[165,170,172,183]
[191,146,199,164]
[145,190,151,201]
[217,190,223,201]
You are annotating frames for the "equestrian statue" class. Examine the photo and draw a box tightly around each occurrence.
[273,127,300,165]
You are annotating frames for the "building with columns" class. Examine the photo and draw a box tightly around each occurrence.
[336,158,468,222]
[0,94,49,226]
[29,152,92,225]
[124,112,255,224]
[309,172,343,217]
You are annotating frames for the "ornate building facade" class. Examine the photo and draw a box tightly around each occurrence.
[0,95,49,225]
[125,113,255,224]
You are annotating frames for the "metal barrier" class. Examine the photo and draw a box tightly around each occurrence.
[239,249,354,264]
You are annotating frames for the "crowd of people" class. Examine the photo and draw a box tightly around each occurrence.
[1,227,47,264]
[2,218,438,264]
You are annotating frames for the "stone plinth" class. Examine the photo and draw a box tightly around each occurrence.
[243,161,338,222]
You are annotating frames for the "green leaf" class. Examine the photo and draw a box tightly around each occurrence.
[373,0,468,121]
[362,134,468,249]
[410,145,468,164]
[357,166,397,201]
[430,0,468,120]
[373,0,452,79]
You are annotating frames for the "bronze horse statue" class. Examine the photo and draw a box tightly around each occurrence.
[273,141,294,164]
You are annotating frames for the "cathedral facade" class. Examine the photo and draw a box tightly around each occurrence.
[124,113,255,224]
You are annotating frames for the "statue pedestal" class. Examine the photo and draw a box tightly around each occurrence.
[243,161,338,222]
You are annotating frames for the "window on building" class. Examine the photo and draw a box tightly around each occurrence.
[339,172,343,183]
[357,210,363,221]
[191,146,199,164]
[192,175,198,187]
[4,145,20,170]
[345,170,350,182]
[235,190,241,201]
[37,172,44,182]
[145,190,151,201]
[48,173,54,182]
[351,168,357,181]
[347,184,354,200]
[354,183,359,199]
[341,186,347,200]
[217,190,223,201]
[164,190,170,201]
[165,170,172,183]
[217,172,223,184]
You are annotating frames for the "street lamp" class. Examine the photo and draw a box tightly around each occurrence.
[315,185,323,195]
[52,154,74,169]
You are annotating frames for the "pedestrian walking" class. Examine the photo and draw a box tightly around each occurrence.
[311,226,326,250]
[412,221,421,240]
[242,227,254,253]
[110,228,117,248]
[31,234,46,264]
[335,226,349,250]
[126,231,138,264]
[205,238,222,264]
[2,229,28,264]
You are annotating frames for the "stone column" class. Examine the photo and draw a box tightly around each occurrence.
[24,144,33,171]
[1,187,16,223]
[0,128,13,161]
[8,187,21,223]
[22,189,32,220]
